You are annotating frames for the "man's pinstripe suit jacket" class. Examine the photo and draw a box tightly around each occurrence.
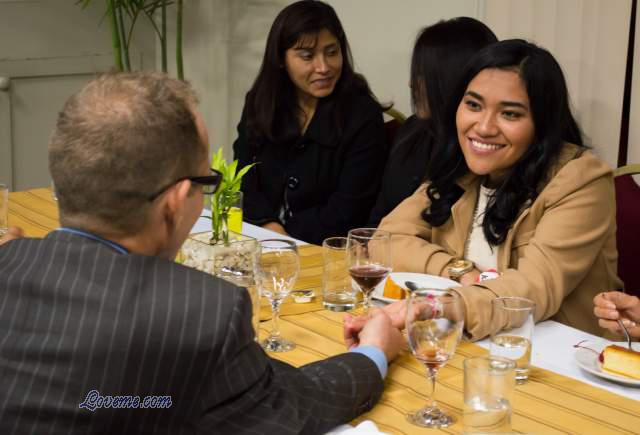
[0,231,383,434]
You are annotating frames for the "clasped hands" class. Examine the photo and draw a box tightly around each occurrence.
[342,300,410,362]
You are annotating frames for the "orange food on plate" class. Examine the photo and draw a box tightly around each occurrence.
[383,277,406,300]
[601,345,640,380]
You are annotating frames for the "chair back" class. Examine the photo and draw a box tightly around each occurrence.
[614,164,640,296]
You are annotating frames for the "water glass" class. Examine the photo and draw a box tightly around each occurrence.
[322,237,357,311]
[463,356,516,434]
[490,297,535,383]
[0,184,8,237]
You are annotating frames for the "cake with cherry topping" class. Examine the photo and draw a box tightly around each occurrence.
[601,345,640,380]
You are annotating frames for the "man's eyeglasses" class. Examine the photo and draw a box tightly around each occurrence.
[148,168,223,201]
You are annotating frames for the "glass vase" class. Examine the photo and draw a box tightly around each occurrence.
[180,230,260,339]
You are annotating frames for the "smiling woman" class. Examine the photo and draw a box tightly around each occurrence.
[379,40,622,340]
[456,68,535,187]
[233,0,387,245]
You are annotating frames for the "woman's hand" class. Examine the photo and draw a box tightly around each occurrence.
[262,222,289,236]
[459,268,481,286]
[593,291,640,338]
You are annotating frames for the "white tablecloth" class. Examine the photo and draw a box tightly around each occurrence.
[190,211,307,246]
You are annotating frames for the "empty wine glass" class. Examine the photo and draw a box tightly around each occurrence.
[258,239,299,352]
[347,228,391,313]
[406,288,464,428]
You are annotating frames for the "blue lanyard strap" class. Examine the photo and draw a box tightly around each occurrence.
[55,227,129,255]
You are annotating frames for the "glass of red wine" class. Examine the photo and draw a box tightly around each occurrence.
[406,288,464,428]
[346,228,391,313]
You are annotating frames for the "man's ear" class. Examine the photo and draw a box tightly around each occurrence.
[161,179,192,230]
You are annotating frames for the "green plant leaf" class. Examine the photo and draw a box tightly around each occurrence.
[226,159,238,181]
[211,148,225,172]
[234,163,256,183]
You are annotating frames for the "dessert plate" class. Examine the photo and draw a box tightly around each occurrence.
[574,340,640,387]
[372,272,459,303]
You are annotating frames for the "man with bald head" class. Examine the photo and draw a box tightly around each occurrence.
[0,73,402,434]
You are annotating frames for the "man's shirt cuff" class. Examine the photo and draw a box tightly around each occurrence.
[350,345,388,378]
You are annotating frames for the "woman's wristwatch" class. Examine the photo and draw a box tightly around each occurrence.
[447,258,474,282]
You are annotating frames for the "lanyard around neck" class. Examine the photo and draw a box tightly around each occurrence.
[56,227,129,255]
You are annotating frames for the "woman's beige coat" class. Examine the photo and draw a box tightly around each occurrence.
[379,144,622,340]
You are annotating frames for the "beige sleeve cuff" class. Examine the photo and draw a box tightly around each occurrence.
[450,284,500,341]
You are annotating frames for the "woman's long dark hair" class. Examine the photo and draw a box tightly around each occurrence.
[245,0,378,146]
[397,17,497,164]
[423,39,584,246]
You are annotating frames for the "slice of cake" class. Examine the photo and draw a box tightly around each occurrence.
[383,277,406,300]
[601,345,640,380]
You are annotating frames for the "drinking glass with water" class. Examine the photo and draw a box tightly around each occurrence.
[489,297,535,383]
[463,356,516,434]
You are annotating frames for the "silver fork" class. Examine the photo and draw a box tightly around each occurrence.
[617,319,633,350]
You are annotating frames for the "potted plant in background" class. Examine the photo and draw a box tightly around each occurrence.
[76,0,185,79]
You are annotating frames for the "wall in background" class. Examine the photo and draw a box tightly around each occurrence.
[629,1,640,165]
[484,0,632,167]
[0,0,156,190]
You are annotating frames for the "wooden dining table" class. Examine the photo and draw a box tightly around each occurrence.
[7,188,640,434]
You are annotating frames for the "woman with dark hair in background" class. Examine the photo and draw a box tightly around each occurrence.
[234,0,386,244]
[368,17,497,226]
[379,40,622,339]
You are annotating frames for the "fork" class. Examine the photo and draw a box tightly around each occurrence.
[617,319,633,350]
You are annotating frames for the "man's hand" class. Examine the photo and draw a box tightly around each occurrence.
[343,300,406,350]
[593,291,640,338]
[351,309,404,362]
[0,226,24,246]
[262,222,289,236]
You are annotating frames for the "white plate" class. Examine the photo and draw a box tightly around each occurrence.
[372,272,460,303]
[574,340,640,387]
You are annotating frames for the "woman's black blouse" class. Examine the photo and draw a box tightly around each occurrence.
[233,92,386,245]
[368,115,433,226]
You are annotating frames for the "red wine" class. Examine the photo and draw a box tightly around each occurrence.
[349,265,391,292]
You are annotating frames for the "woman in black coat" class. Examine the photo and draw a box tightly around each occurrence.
[368,17,497,226]
[233,0,386,244]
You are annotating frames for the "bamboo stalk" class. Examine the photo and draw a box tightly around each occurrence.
[176,0,184,79]
[107,0,124,71]
[161,0,168,72]
[117,3,131,71]
[126,10,141,52]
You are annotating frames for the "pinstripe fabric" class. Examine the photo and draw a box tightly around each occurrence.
[0,232,383,434]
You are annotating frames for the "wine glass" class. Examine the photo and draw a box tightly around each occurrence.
[347,228,391,313]
[406,288,464,428]
[257,239,299,352]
